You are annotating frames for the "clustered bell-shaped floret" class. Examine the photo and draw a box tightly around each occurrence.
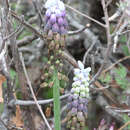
[66,61,91,129]
[72,61,91,98]
[44,0,67,34]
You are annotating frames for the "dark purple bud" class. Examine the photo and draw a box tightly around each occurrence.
[52,23,59,33]
[58,17,64,26]
[72,100,78,108]
[67,95,73,102]
[78,104,84,111]
[50,14,56,24]
[71,108,77,116]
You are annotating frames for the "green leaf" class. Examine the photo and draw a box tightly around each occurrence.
[123,115,130,129]
[120,35,127,43]
[99,73,111,83]
[115,65,128,89]
[122,45,130,56]
[115,65,127,79]
[53,69,61,130]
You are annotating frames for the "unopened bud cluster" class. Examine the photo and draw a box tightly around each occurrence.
[66,61,91,130]
[44,0,67,34]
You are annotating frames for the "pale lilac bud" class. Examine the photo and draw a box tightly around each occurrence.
[109,123,115,130]
[50,14,56,24]
[73,93,79,99]
[78,104,84,111]
[63,18,68,27]
[67,95,73,102]
[60,26,67,34]
[52,23,59,32]
[83,106,88,113]
[72,100,78,107]
[46,9,51,17]
[61,10,66,17]
[79,97,88,104]
[67,103,72,110]
[100,119,105,126]
[71,108,77,116]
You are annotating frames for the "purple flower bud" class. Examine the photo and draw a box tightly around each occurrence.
[58,17,64,26]
[72,100,78,107]
[109,122,115,130]
[71,108,77,116]
[100,119,105,126]
[78,103,84,111]
[67,95,73,102]
[79,97,88,104]
[50,14,56,24]
[67,103,72,110]
[55,9,62,17]
[44,20,52,32]
[52,23,59,32]
[61,10,66,17]
[63,18,68,27]
[60,26,67,34]
[46,9,51,17]
[83,106,88,113]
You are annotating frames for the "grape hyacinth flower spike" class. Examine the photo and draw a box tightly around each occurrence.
[66,61,91,130]
[44,0,67,35]
[42,0,68,87]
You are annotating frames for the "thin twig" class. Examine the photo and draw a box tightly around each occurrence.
[68,24,90,35]
[17,35,38,46]
[102,55,130,73]
[15,93,70,106]
[10,10,45,40]
[118,121,130,130]
[83,37,97,64]
[89,0,112,85]
[65,4,106,28]
[3,23,22,41]
[20,52,52,130]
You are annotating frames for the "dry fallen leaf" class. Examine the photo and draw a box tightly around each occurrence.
[0,74,6,103]
[12,93,24,128]
[45,106,52,118]
[12,105,24,128]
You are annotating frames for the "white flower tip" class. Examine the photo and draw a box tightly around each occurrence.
[77,60,84,69]
[45,0,65,10]
[86,67,91,72]
[45,0,58,9]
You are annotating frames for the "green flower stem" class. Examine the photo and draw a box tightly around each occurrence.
[53,69,61,130]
